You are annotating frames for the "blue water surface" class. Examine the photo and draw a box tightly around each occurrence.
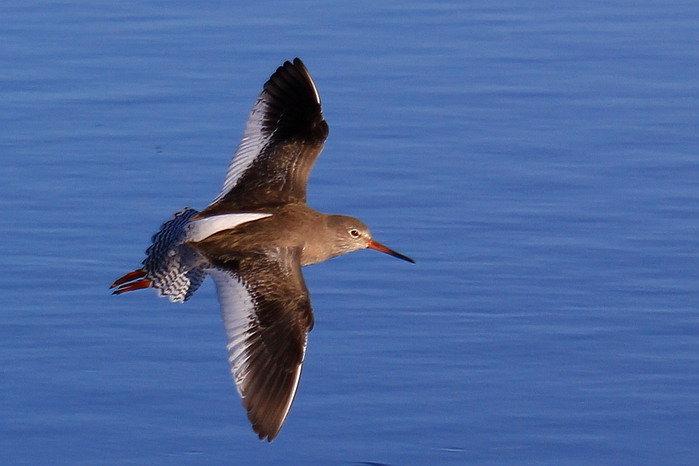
[2,1,698,464]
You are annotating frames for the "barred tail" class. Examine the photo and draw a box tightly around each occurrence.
[111,207,208,303]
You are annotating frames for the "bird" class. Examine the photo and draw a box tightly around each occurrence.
[111,58,414,441]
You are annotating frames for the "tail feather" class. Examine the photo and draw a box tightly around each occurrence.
[112,207,208,303]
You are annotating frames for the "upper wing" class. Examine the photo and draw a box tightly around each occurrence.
[206,247,314,441]
[204,58,329,213]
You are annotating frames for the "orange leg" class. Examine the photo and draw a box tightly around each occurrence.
[111,269,147,288]
[112,279,152,295]
[111,268,151,295]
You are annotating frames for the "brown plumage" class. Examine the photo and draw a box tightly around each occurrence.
[112,58,413,441]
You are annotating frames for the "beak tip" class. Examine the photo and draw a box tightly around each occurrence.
[368,240,415,264]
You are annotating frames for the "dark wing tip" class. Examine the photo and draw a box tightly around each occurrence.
[243,366,301,442]
[242,340,305,442]
[260,58,328,142]
[275,58,320,104]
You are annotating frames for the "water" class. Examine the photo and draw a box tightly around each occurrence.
[2,1,698,464]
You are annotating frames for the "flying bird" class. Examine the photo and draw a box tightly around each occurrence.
[111,58,414,441]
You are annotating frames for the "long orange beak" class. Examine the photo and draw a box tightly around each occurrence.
[367,240,415,263]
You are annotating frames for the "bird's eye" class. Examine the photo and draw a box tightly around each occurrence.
[349,229,360,238]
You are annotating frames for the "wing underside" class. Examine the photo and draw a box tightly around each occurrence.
[204,58,329,214]
[207,247,313,441]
